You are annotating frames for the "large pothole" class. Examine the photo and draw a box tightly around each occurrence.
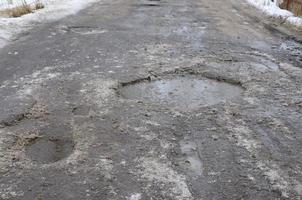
[25,137,74,164]
[119,76,243,111]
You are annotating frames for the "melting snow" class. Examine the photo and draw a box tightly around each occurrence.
[247,0,302,26]
[0,0,101,48]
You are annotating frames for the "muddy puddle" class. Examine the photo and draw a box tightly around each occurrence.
[25,137,74,164]
[119,77,243,111]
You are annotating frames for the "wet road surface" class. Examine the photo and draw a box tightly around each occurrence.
[0,0,302,199]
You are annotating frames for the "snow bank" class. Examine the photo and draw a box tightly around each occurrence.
[247,0,302,27]
[0,0,101,48]
[0,0,40,9]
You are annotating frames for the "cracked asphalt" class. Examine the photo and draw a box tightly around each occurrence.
[0,0,302,199]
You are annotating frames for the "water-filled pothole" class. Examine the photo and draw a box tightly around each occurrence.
[119,76,243,111]
[25,137,74,164]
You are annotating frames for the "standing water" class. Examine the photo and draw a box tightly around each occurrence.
[119,77,243,111]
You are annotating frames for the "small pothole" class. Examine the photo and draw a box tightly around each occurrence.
[25,137,74,164]
[133,3,161,7]
[72,105,90,116]
[119,76,243,111]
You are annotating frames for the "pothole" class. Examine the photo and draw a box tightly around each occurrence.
[119,76,243,111]
[72,105,90,116]
[133,3,161,7]
[25,137,74,164]
[67,26,107,35]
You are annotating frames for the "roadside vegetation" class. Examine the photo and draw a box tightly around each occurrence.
[280,0,302,16]
[0,0,44,17]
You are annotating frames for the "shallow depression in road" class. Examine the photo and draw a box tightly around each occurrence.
[25,138,74,164]
[120,77,243,111]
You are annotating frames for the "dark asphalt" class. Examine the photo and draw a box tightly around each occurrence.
[0,0,302,199]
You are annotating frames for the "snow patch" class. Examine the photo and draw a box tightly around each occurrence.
[83,78,116,111]
[257,162,291,198]
[0,0,102,48]
[247,0,302,26]
[127,193,142,200]
[0,0,40,9]
[139,157,192,200]
[223,113,300,198]
[0,183,24,200]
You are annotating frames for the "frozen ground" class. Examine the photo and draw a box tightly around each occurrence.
[0,0,101,48]
[247,0,302,26]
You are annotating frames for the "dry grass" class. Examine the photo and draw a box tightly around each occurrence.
[0,1,44,18]
[7,4,32,17]
[35,1,44,10]
[280,0,302,16]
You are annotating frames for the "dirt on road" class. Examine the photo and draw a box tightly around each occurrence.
[0,0,302,199]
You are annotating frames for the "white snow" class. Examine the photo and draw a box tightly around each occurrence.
[0,0,40,9]
[247,0,302,26]
[0,0,101,48]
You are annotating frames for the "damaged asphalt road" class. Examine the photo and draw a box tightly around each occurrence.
[1,0,302,199]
